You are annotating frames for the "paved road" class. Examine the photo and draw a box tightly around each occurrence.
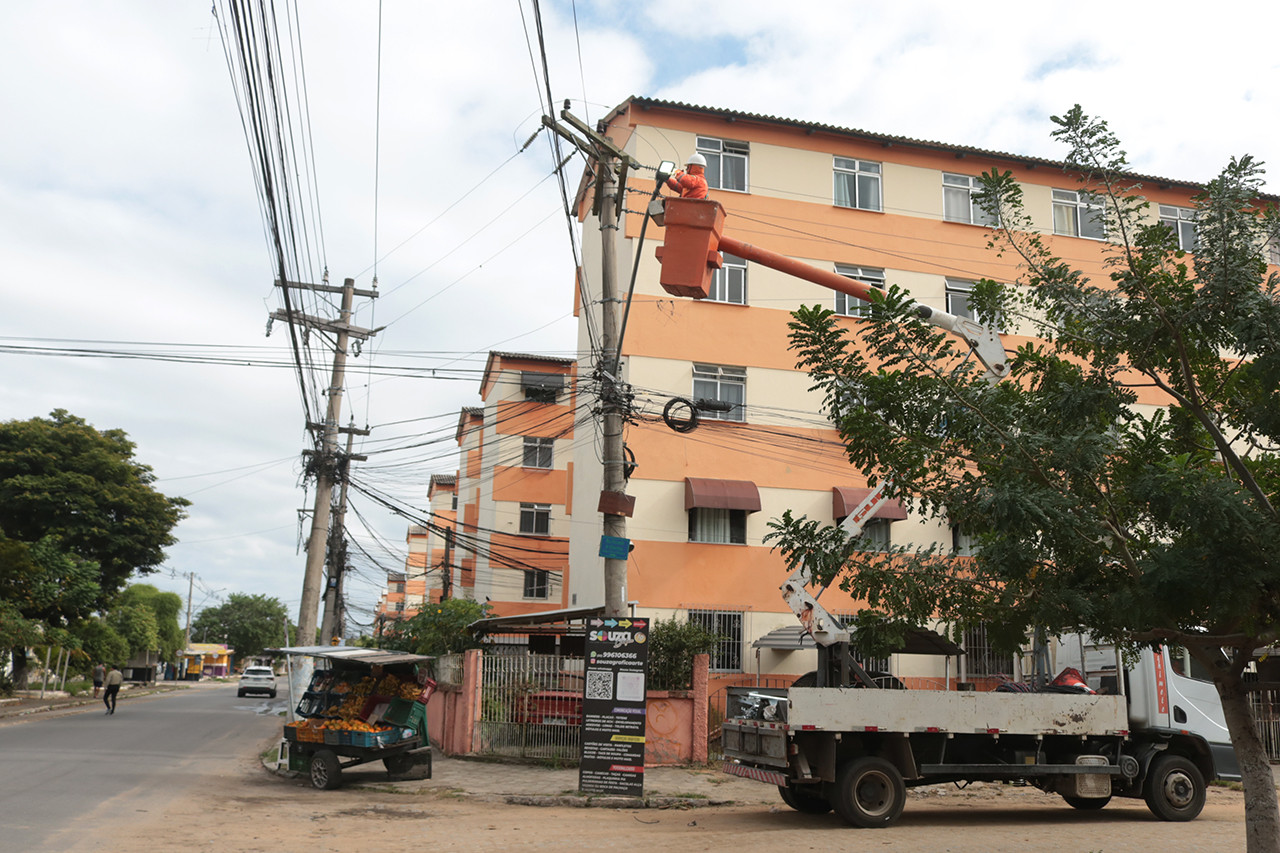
[0,683,285,853]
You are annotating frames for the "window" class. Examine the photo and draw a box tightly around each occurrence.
[522,436,553,469]
[519,502,550,535]
[1052,188,1106,239]
[697,136,748,192]
[1268,228,1280,266]
[692,363,746,422]
[391,582,405,594]
[688,507,747,544]
[1159,205,1198,252]
[709,252,747,304]
[951,525,977,557]
[521,371,563,403]
[943,173,997,226]
[944,278,979,322]
[1168,646,1215,682]
[962,623,1007,677]
[523,569,549,600]
[451,495,458,510]
[834,157,882,212]
[856,518,892,552]
[834,265,885,318]
[688,609,743,672]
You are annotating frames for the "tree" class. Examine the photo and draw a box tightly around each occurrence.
[771,107,1280,850]
[379,599,491,656]
[646,616,720,691]
[116,584,184,660]
[73,617,130,670]
[0,411,189,685]
[190,593,289,662]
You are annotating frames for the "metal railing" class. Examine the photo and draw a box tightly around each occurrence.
[1248,688,1280,762]
[476,652,583,762]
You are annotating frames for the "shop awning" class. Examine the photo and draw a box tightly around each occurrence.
[832,487,907,521]
[469,605,607,636]
[752,625,964,656]
[685,477,761,512]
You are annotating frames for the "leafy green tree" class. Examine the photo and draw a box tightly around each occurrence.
[379,598,491,656]
[0,411,188,684]
[770,107,1280,849]
[190,593,289,661]
[646,617,720,691]
[108,604,159,660]
[116,584,184,659]
[73,617,130,669]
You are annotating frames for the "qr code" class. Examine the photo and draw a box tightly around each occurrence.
[585,669,613,700]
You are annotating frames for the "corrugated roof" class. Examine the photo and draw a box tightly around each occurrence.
[266,645,434,665]
[489,350,576,365]
[628,96,1210,193]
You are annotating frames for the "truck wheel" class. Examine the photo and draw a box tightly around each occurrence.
[833,757,905,828]
[1144,754,1205,821]
[309,749,342,790]
[1062,794,1111,810]
[778,784,832,814]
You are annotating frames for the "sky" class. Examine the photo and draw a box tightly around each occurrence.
[2,1,1278,634]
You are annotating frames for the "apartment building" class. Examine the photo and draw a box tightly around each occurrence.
[565,96,1230,688]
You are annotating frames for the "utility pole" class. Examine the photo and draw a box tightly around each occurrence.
[182,571,195,653]
[320,424,367,643]
[543,106,639,618]
[440,527,454,601]
[272,276,377,646]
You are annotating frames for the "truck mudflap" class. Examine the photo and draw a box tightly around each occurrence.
[723,761,789,787]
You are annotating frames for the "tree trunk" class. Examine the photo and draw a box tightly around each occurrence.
[10,646,29,690]
[1217,670,1280,853]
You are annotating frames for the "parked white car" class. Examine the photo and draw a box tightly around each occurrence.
[238,666,277,698]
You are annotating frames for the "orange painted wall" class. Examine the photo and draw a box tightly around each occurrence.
[466,449,481,479]
[493,400,576,438]
[492,465,570,505]
[487,532,568,572]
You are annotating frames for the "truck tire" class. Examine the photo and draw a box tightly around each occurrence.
[832,756,905,828]
[1062,794,1111,810]
[778,784,832,814]
[1143,754,1205,821]
[384,753,416,777]
[309,749,342,790]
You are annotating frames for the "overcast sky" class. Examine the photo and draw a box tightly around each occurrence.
[3,1,1277,634]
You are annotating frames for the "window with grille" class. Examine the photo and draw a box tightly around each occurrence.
[834,265,885,317]
[688,609,743,672]
[523,436,553,468]
[692,363,746,422]
[523,569,549,599]
[943,173,997,226]
[709,252,747,304]
[519,503,550,535]
[696,136,749,192]
[951,524,977,556]
[962,623,1007,677]
[688,507,747,544]
[1052,188,1106,239]
[834,157,882,211]
[1158,205,1198,251]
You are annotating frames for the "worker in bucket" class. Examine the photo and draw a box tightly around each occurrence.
[666,152,709,199]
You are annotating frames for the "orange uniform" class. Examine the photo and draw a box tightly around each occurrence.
[666,165,708,199]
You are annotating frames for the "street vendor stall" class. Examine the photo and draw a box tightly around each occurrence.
[269,645,435,790]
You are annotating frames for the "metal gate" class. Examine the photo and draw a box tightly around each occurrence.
[477,652,583,762]
[1248,689,1280,762]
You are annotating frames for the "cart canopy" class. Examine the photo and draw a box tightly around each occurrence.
[266,645,434,666]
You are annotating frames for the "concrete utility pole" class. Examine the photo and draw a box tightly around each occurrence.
[320,425,367,643]
[182,570,195,653]
[542,106,640,618]
[272,276,377,646]
[440,527,454,601]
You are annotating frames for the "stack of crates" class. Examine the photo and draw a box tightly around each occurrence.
[382,698,429,744]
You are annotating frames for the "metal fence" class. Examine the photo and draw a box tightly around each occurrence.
[1249,688,1280,762]
[476,652,584,762]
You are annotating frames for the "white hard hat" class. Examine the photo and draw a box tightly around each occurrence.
[685,152,707,167]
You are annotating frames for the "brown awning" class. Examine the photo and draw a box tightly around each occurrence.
[832,487,907,521]
[685,477,761,511]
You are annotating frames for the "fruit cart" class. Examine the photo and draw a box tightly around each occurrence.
[270,645,436,790]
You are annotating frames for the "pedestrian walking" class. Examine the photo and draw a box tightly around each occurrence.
[103,665,123,715]
[92,662,106,699]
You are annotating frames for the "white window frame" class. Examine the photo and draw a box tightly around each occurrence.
[833,157,882,212]
[688,609,744,672]
[692,363,746,422]
[519,502,551,536]
[945,278,980,322]
[943,173,997,226]
[1158,205,1198,252]
[1268,227,1280,267]
[688,507,748,545]
[1052,188,1106,240]
[522,569,549,600]
[951,524,977,557]
[696,135,749,192]
[709,252,747,304]
[834,264,885,318]
[522,436,553,469]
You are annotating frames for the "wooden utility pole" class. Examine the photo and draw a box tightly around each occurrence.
[272,276,377,646]
[543,106,639,618]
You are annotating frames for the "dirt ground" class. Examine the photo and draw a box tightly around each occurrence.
[57,741,1250,853]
